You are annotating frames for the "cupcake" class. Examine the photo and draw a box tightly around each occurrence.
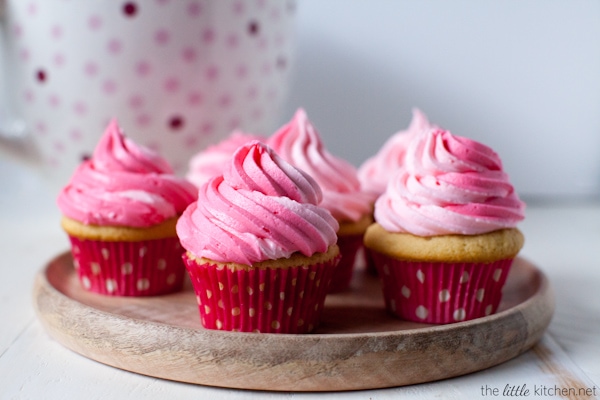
[186,130,267,188]
[364,128,525,324]
[268,109,373,292]
[57,119,198,296]
[176,141,340,333]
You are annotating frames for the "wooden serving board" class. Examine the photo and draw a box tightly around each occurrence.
[33,252,554,392]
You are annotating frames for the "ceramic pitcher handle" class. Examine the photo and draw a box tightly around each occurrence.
[0,1,32,158]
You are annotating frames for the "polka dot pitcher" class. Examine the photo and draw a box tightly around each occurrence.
[0,0,296,194]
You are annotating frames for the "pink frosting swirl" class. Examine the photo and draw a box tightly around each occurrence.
[374,128,525,236]
[358,108,435,197]
[176,141,339,265]
[186,130,267,188]
[57,119,197,227]
[267,109,372,222]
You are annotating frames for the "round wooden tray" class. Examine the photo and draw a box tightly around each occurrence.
[33,252,554,392]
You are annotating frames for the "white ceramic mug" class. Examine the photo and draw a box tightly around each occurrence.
[0,0,296,193]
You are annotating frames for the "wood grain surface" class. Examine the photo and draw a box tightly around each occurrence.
[32,253,554,392]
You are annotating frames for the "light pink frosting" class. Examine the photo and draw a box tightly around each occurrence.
[186,130,267,188]
[57,119,197,228]
[176,141,339,265]
[358,108,435,197]
[374,128,525,236]
[267,109,372,222]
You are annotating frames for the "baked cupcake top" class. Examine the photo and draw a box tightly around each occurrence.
[358,108,435,198]
[186,130,267,188]
[374,128,526,236]
[267,108,372,223]
[57,119,197,228]
[176,141,339,266]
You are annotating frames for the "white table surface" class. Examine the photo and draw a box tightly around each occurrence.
[1,157,599,400]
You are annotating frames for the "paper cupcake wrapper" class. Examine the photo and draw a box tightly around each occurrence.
[183,253,340,333]
[68,236,187,296]
[370,252,514,324]
[328,234,365,293]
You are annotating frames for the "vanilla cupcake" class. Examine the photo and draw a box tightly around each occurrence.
[57,120,197,296]
[177,141,340,333]
[364,128,525,324]
[186,130,267,188]
[268,109,373,292]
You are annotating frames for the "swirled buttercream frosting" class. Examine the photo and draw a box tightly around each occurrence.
[374,128,525,236]
[176,141,339,265]
[186,130,267,188]
[267,108,372,222]
[358,108,435,197]
[57,119,197,228]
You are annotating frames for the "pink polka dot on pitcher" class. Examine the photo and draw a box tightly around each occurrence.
[48,94,60,107]
[202,28,215,44]
[164,77,180,92]
[122,2,138,17]
[233,1,244,15]
[154,29,170,45]
[84,61,99,76]
[236,64,248,78]
[73,101,88,115]
[136,113,151,127]
[135,61,151,76]
[102,80,117,94]
[13,24,23,37]
[228,117,241,130]
[218,94,232,108]
[248,20,260,35]
[187,2,202,17]
[36,69,47,83]
[27,3,37,16]
[19,48,30,62]
[70,129,83,141]
[23,89,34,103]
[226,34,240,49]
[168,116,184,130]
[182,47,196,63]
[129,95,144,109]
[276,56,287,70]
[201,122,214,135]
[206,65,219,81]
[107,38,123,54]
[88,15,102,30]
[187,92,202,105]
[184,135,199,148]
[51,25,63,39]
[53,53,65,67]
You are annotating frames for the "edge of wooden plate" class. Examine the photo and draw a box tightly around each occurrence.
[32,252,554,392]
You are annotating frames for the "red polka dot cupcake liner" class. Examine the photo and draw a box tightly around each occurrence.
[328,234,364,293]
[67,236,187,296]
[370,253,514,324]
[183,253,340,333]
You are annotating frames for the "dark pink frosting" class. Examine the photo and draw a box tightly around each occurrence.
[57,120,197,227]
[176,141,339,265]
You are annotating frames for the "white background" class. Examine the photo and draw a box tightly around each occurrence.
[280,0,600,200]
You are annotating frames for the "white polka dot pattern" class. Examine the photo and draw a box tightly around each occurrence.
[68,235,186,296]
[372,255,515,324]
[415,305,429,320]
[183,252,341,333]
